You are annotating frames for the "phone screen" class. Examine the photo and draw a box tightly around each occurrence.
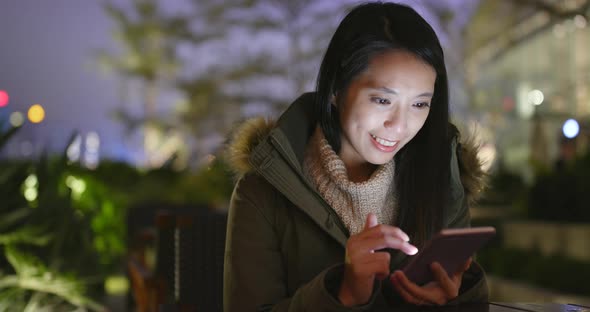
[401,227,496,285]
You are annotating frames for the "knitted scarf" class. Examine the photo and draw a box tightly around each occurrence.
[303,127,397,235]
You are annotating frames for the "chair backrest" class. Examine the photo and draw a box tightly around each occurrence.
[175,209,228,312]
[148,205,227,312]
[154,212,176,304]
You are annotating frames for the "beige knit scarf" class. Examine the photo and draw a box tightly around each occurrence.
[303,127,397,235]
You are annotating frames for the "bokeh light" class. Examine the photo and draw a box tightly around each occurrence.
[86,132,100,152]
[27,104,45,123]
[0,90,8,107]
[105,275,129,295]
[24,188,38,202]
[67,135,82,162]
[84,132,101,169]
[563,119,580,139]
[23,174,39,203]
[574,15,587,28]
[66,175,87,200]
[24,174,38,189]
[9,111,24,127]
[528,89,544,105]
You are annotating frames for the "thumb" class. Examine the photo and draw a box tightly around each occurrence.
[462,257,473,272]
[364,213,378,230]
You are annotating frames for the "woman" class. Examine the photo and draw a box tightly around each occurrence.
[224,2,487,311]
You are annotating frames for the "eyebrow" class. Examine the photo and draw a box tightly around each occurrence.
[371,87,433,98]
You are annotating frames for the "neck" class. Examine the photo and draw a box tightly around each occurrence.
[345,162,378,183]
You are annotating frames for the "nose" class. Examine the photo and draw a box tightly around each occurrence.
[383,107,407,135]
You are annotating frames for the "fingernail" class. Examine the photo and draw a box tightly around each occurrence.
[407,245,418,255]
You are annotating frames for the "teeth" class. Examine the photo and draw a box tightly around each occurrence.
[371,134,396,147]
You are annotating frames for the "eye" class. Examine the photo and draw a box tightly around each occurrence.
[413,102,431,109]
[371,97,391,105]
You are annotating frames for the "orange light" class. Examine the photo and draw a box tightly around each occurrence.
[28,104,45,123]
[0,90,8,107]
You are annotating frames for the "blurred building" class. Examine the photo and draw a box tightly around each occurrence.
[466,0,590,180]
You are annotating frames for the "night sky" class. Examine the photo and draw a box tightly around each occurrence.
[0,0,151,163]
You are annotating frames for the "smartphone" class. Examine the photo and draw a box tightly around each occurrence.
[400,226,496,285]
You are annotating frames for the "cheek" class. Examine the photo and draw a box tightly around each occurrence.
[352,114,378,134]
[341,106,373,132]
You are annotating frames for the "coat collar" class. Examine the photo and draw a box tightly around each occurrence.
[225,92,487,247]
[226,92,486,204]
[227,93,350,246]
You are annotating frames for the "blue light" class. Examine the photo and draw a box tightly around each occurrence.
[562,119,580,139]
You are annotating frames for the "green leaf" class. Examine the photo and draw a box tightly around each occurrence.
[1,246,104,311]
[0,226,51,246]
[0,286,26,311]
[0,206,31,230]
[0,124,20,151]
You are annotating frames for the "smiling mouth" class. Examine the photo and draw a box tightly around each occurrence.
[370,134,397,147]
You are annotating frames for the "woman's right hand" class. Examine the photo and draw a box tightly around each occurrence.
[338,213,418,307]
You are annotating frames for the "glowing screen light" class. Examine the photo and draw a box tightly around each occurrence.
[0,90,8,107]
[562,119,580,139]
[28,104,45,123]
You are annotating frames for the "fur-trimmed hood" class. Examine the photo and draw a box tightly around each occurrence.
[226,117,486,206]
[226,117,276,177]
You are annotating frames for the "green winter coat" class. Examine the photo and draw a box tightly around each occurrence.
[224,93,489,312]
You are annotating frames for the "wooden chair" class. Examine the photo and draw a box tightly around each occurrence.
[126,205,227,312]
[127,211,175,312]
[175,209,227,312]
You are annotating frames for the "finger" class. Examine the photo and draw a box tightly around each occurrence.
[358,235,418,256]
[460,257,473,273]
[390,273,421,305]
[362,224,410,242]
[364,213,378,230]
[366,252,392,280]
[351,252,391,280]
[449,257,472,285]
[390,273,430,306]
[431,262,459,299]
[392,270,444,305]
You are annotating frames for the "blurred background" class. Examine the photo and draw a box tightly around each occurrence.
[1,0,589,311]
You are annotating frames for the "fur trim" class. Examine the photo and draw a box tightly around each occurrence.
[224,116,487,203]
[457,135,488,205]
[225,117,276,176]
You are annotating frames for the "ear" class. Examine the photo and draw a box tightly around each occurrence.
[331,93,338,107]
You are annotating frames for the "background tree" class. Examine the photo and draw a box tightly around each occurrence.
[100,0,484,169]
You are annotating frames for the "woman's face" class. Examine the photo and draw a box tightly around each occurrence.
[337,50,436,169]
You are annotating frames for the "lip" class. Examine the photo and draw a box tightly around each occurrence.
[370,134,398,153]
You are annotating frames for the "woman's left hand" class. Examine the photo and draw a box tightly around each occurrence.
[390,257,472,306]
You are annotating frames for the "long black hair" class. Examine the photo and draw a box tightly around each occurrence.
[315,2,455,247]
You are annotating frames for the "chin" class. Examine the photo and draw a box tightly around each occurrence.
[366,155,395,165]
